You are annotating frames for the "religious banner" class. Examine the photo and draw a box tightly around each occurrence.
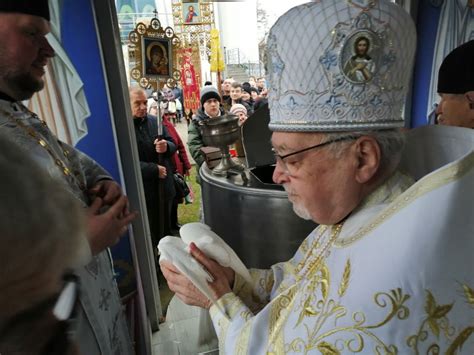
[210,28,225,72]
[178,47,200,110]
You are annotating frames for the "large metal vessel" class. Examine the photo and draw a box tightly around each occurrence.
[200,104,316,268]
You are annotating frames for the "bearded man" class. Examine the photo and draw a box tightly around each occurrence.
[0,1,137,353]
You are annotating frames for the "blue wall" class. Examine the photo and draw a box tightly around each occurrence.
[61,0,121,180]
[410,0,442,127]
[60,0,135,296]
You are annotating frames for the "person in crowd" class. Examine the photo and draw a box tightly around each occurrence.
[249,86,259,101]
[172,84,184,122]
[130,87,176,242]
[221,77,233,104]
[230,103,248,126]
[228,82,243,107]
[224,82,252,114]
[256,76,266,93]
[240,85,254,111]
[147,91,159,116]
[184,108,193,127]
[435,40,474,128]
[241,81,251,91]
[0,2,138,353]
[230,103,248,158]
[187,86,224,174]
[162,85,179,125]
[253,94,268,112]
[161,103,192,231]
[0,134,87,355]
[204,81,213,86]
[248,76,257,88]
[161,1,474,353]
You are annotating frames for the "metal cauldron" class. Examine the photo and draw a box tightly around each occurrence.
[199,114,245,177]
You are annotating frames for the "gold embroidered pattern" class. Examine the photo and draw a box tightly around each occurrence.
[462,283,474,307]
[316,341,340,354]
[234,270,272,314]
[337,259,351,297]
[295,224,343,281]
[406,286,474,354]
[268,284,298,354]
[274,262,297,296]
[286,256,412,354]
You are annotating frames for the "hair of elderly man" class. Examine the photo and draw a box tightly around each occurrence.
[0,133,86,341]
[129,86,146,98]
[323,129,406,176]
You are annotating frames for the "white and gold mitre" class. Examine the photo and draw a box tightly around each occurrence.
[267,0,416,132]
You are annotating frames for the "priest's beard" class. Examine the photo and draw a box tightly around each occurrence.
[292,203,313,220]
[0,65,44,100]
[284,186,313,220]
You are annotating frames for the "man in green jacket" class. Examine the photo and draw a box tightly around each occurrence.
[187,86,224,173]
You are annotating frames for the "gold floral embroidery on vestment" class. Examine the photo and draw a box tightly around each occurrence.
[316,341,341,354]
[258,270,275,299]
[284,255,416,354]
[407,286,474,354]
[337,259,351,298]
[462,283,474,307]
[234,270,273,313]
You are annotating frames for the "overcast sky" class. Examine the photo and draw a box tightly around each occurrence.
[259,0,308,27]
[214,0,309,62]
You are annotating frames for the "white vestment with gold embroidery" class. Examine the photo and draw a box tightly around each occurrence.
[209,125,474,354]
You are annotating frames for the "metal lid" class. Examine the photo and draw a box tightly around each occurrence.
[242,103,275,168]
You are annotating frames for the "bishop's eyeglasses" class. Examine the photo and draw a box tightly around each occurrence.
[272,136,357,174]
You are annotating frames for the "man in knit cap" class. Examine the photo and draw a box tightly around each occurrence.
[187,85,224,171]
[0,1,136,353]
[436,40,474,128]
[162,0,474,353]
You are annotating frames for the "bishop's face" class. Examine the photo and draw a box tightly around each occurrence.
[271,131,363,225]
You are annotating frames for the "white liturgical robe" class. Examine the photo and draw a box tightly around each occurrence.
[209,125,474,354]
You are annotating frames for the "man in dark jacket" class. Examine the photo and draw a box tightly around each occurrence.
[130,87,177,243]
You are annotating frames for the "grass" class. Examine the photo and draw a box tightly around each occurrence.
[177,166,201,225]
